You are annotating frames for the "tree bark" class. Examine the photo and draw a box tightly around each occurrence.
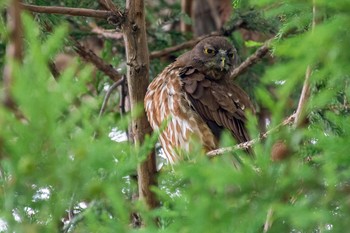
[123,0,158,209]
[3,0,26,120]
[180,0,192,33]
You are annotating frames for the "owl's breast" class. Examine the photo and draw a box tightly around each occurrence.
[145,65,217,163]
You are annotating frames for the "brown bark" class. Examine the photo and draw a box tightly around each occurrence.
[73,40,122,82]
[192,0,232,36]
[180,0,192,33]
[123,0,158,209]
[21,3,112,19]
[230,39,272,80]
[3,0,26,120]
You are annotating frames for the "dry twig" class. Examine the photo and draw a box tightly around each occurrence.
[149,33,216,59]
[294,0,316,127]
[21,3,113,18]
[207,114,295,157]
[230,39,272,80]
[149,19,245,59]
[73,40,122,82]
[89,22,123,40]
[99,76,126,117]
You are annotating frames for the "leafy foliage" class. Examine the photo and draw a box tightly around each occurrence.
[1,0,350,232]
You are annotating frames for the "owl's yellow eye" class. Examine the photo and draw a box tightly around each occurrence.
[204,48,215,55]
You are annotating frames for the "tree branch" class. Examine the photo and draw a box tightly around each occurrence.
[294,1,316,127]
[99,76,126,117]
[149,32,219,59]
[2,0,26,121]
[149,19,246,59]
[73,40,122,82]
[207,113,296,157]
[230,38,272,80]
[102,0,123,16]
[123,0,158,210]
[21,3,113,19]
[89,22,123,40]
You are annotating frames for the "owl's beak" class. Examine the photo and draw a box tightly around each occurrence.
[220,57,226,71]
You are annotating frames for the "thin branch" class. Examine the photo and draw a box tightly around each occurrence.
[294,66,312,127]
[149,34,214,59]
[102,0,123,16]
[207,113,295,157]
[294,0,316,127]
[263,207,274,233]
[99,76,126,117]
[89,22,123,40]
[21,3,113,18]
[149,19,246,59]
[230,38,272,80]
[73,40,122,82]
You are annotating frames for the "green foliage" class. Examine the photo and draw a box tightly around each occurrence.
[1,0,350,232]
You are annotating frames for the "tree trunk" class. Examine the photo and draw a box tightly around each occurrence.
[180,0,192,33]
[3,0,25,120]
[123,0,158,209]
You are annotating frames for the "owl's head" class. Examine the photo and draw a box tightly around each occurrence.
[191,36,239,79]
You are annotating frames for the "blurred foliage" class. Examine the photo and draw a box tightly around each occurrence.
[0,0,350,232]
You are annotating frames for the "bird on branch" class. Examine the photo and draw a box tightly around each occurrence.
[145,36,254,163]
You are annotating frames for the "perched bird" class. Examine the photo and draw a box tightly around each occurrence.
[145,36,253,164]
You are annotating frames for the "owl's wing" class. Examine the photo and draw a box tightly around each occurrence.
[179,67,252,145]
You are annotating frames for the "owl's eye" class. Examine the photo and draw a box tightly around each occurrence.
[204,48,215,55]
[227,52,235,59]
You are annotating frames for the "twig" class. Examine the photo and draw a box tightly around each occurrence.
[99,76,126,117]
[230,38,272,80]
[62,201,96,233]
[294,0,316,127]
[263,207,274,233]
[149,19,246,59]
[73,40,122,82]
[89,22,123,40]
[102,0,123,16]
[207,113,295,157]
[21,3,113,19]
[149,33,216,59]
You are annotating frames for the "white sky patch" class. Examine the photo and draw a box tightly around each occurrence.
[109,127,128,142]
[275,80,286,85]
[310,138,318,145]
[77,202,88,210]
[12,209,21,222]
[103,83,111,92]
[33,187,51,201]
[0,219,7,232]
[24,207,37,217]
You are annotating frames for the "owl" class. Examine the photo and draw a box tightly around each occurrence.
[144,36,253,163]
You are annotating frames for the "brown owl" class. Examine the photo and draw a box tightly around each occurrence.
[145,36,253,163]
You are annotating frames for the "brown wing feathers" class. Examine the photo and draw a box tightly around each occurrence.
[180,68,251,144]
